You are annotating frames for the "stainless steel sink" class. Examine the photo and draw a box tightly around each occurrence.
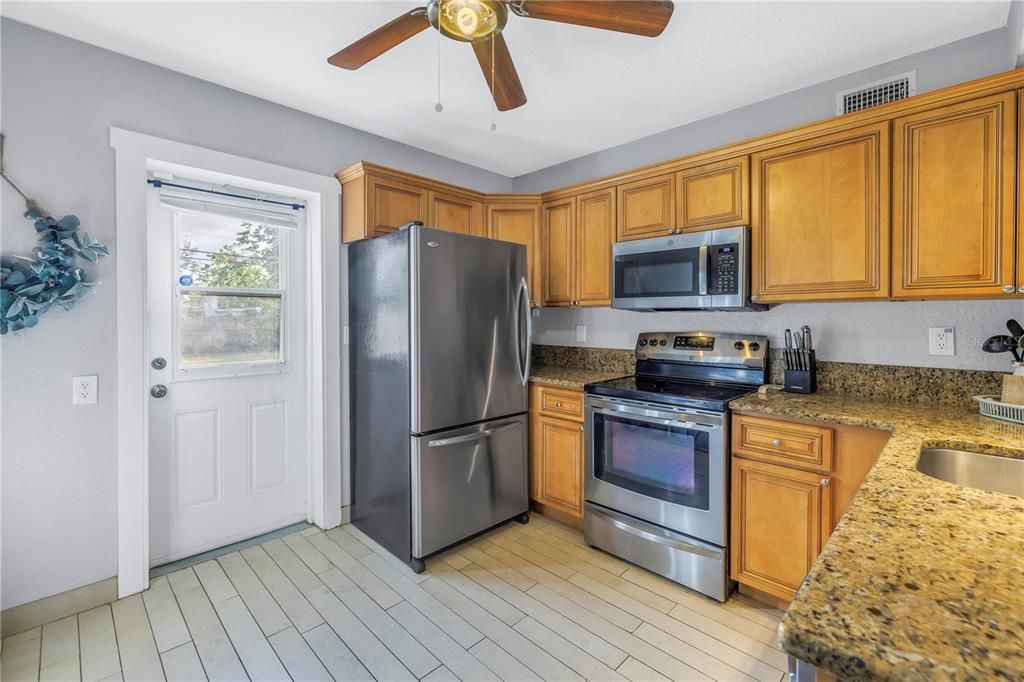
[916,448,1024,497]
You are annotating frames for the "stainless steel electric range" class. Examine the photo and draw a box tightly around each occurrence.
[583,331,767,602]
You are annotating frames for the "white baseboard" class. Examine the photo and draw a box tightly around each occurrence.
[2,577,118,638]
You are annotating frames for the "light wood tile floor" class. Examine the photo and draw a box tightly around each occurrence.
[2,516,786,682]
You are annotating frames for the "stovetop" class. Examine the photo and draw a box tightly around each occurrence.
[584,375,758,412]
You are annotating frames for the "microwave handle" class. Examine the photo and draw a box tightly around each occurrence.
[698,245,708,296]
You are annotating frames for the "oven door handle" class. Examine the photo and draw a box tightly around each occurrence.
[591,402,722,431]
[591,505,722,560]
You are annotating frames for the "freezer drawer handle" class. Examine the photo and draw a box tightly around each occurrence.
[427,421,520,448]
[592,506,721,560]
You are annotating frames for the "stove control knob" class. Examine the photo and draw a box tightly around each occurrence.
[749,342,761,352]
[733,341,745,351]
[659,339,667,346]
[639,339,648,346]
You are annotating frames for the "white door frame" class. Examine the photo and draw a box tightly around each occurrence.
[110,128,342,598]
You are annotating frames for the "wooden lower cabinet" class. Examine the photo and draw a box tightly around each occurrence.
[730,412,889,601]
[730,457,831,600]
[528,383,585,526]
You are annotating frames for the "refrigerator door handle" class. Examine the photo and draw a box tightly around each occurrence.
[515,276,532,386]
[426,421,520,448]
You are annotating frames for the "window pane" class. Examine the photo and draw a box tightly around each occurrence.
[180,292,282,366]
[177,211,281,289]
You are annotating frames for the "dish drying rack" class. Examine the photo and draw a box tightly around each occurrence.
[974,395,1024,426]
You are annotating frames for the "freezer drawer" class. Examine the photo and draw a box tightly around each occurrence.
[411,414,528,558]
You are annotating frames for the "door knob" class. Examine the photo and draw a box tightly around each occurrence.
[150,384,168,398]
[151,357,167,370]
[1003,284,1015,294]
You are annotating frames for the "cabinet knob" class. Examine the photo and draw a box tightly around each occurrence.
[821,478,831,487]
[1003,284,1015,294]
[750,294,759,302]
[555,401,562,407]
[579,425,584,433]
[666,228,674,235]
[771,439,781,447]
[1019,286,1024,294]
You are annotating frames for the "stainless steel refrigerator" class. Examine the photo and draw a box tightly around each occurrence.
[348,225,531,572]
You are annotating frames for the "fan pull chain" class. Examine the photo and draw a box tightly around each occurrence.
[489,37,497,132]
[434,28,443,113]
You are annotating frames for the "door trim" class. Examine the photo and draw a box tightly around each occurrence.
[110,128,343,598]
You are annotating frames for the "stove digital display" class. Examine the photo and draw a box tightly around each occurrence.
[674,335,715,351]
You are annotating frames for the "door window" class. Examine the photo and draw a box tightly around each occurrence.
[593,412,711,509]
[174,209,287,374]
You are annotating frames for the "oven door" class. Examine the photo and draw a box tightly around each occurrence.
[612,234,710,310]
[584,395,727,546]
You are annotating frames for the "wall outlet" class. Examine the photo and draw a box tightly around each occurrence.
[576,325,587,343]
[928,327,955,356]
[73,375,98,405]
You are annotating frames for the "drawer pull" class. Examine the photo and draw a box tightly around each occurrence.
[555,401,562,407]
[771,439,781,447]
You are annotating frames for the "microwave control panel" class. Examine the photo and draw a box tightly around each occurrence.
[707,243,739,295]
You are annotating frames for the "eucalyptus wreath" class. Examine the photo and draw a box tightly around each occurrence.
[1,135,110,334]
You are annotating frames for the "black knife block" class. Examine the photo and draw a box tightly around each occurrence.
[784,351,817,394]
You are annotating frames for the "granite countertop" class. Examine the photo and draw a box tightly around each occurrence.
[528,365,628,389]
[730,391,1024,680]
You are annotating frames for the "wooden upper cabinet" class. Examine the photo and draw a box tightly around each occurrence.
[488,201,542,307]
[730,457,831,601]
[429,190,485,237]
[1019,91,1024,296]
[576,188,615,306]
[616,173,676,241]
[893,92,1016,298]
[542,198,575,307]
[676,156,750,232]
[751,123,890,302]
[366,175,428,238]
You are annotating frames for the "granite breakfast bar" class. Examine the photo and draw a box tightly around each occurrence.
[731,391,1024,680]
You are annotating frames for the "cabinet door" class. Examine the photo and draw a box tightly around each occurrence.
[576,188,615,306]
[367,175,428,237]
[542,198,576,307]
[751,123,890,302]
[676,156,749,232]
[730,457,831,601]
[429,190,485,236]
[536,415,584,517]
[616,173,675,241]
[488,202,542,307]
[893,92,1016,298]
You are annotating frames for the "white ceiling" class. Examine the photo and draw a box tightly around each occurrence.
[2,1,1011,177]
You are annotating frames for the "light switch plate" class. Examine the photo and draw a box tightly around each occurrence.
[73,375,98,405]
[928,327,955,356]
[576,325,587,343]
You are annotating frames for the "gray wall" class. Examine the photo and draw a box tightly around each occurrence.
[510,27,1015,192]
[0,17,511,611]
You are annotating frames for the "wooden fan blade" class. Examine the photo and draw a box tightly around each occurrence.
[328,9,430,70]
[514,1,674,37]
[472,33,527,112]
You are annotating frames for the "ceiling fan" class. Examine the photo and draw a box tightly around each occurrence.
[328,0,675,112]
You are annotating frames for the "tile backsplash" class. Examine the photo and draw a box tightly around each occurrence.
[534,344,1005,407]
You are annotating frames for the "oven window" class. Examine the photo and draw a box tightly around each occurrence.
[593,412,710,509]
[614,249,699,299]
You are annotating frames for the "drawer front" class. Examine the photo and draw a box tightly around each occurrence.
[732,414,834,472]
[537,386,584,421]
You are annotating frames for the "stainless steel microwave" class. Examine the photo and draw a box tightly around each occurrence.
[611,226,764,311]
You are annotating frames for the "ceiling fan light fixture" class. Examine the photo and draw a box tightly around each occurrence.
[428,0,507,42]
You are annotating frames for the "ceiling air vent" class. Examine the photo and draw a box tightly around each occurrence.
[836,71,917,115]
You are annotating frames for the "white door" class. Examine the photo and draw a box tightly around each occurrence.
[146,180,307,566]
